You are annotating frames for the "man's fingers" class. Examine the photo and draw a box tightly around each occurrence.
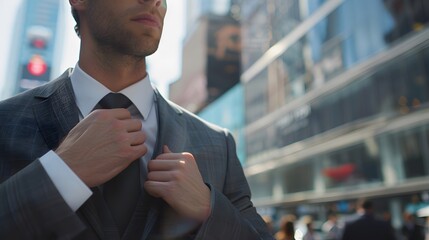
[107,108,132,119]
[129,131,146,146]
[124,119,142,132]
[147,171,176,182]
[147,159,185,171]
[163,145,172,153]
[91,108,132,120]
[130,144,147,158]
[144,181,167,198]
[154,145,176,160]
[155,152,194,161]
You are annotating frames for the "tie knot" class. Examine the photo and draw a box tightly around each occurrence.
[98,93,132,109]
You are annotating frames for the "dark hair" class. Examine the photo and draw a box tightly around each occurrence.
[285,221,295,236]
[71,8,80,37]
[362,200,373,210]
[280,220,295,237]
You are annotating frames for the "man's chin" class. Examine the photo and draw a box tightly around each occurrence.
[144,48,158,57]
[129,47,158,59]
[135,42,160,57]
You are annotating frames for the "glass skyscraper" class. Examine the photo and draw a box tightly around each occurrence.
[2,0,63,99]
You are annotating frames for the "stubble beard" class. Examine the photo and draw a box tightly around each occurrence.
[97,31,159,61]
[88,8,160,61]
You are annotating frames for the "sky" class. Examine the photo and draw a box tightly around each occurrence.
[0,0,186,97]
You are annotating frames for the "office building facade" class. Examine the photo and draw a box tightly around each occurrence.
[239,0,429,228]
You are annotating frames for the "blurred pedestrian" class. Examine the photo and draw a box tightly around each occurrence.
[425,217,429,240]
[262,215,275,236]
[401,212,425,240]
[406,195,428,215]
[322,213,341,240]
[341,200,396,240]
[275,214,296,240]
[302,215,321,240]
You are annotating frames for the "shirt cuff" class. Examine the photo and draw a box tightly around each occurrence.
[39,150,92,211]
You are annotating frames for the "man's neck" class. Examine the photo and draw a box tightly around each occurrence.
[78,45,148,92]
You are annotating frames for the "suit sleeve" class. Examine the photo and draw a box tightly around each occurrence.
[0,159,86,239]
[194,131,274,240]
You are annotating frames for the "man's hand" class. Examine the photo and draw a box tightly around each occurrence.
[145,146,211,222]
[55,109,147,187]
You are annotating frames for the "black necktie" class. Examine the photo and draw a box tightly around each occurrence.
[97,93,141,236]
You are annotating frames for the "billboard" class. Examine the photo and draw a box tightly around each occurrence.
[170,14,241,113]
[206,15,241,103]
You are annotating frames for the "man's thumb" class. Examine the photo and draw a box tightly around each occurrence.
[163,145,172,153]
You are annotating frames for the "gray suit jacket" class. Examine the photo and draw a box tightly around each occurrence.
[0,70,273,240]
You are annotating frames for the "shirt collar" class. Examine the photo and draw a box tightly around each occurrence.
[70,63,155,119]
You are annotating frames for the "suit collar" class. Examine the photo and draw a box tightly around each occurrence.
[70,65,155,119]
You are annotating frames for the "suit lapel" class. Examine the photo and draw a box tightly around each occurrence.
[153,89,187,154]
[140,90,187,240]
[33,71,79,150]
[32,70,104,239]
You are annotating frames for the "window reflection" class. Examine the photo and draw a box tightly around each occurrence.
[322,144,382,189]
[283,161,314,194]
[246,40,429,158]
[395,129,427,178]
[247,171,274,199]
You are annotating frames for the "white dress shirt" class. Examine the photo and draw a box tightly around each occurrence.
[39,64,158,211]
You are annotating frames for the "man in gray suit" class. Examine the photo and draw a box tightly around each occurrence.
[0,0,273,239]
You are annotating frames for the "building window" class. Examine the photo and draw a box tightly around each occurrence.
[322,143,382,189]
[283,161,315,194]
[395,128,428,179]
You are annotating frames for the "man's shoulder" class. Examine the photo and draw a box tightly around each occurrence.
[162,97,227,135]
[342,213,362,225]
[0,69,72,110]
[347,214,390,228]
[0,87,42,114]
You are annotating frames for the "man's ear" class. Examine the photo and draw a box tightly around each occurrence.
[69,0,86,11]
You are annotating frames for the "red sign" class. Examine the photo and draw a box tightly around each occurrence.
[323,163,356,182]
[27,55,47,76]
[31,38,46,49]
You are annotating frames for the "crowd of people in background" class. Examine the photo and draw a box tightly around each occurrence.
[262,197,429,240]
